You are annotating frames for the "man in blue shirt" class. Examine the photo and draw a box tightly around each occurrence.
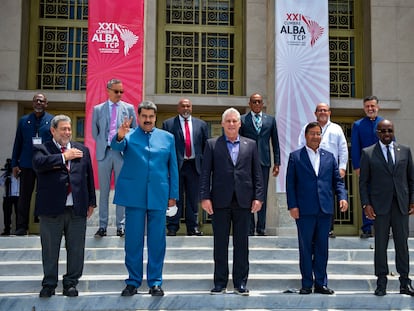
[351,95,383,238]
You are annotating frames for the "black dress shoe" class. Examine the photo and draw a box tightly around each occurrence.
[314,286,334,295]
[14,228,27,236]
[187,228,203,236]
[374,286,386,296]
[400,284,414,296]
[234,284,249,296]
[299,288,312,294]
[167,230,176,236]
[149,285,164,296]
[117,228,125,237]
[121,285,137,296]
[39,287,55,298]
[63,286,78,297]
[94,228,106,237]
[256,231,266,236]
[210,286,226,295]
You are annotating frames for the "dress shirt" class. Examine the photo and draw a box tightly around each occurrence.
[54,139,73,206]
[305,146,320,176]
[379,141,395,164]
[298,120,348,171]
[179,115,194,159]
[225,135,240,165]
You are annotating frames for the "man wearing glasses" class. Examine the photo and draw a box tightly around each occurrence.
[359,120,414,297]
[92,78,136,238]
[12,93,54,235]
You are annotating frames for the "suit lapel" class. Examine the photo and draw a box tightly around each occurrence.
[300,147,317,176]
[374,143,391,172]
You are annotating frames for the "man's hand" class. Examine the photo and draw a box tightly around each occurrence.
[63,148,83,161]
[251,200,262,213]
[409,203,414,215]
[272,165,280,177]
[339,169,346,178]
[12,166,20,178]
[87,206,94,218]
[339,200,348,212]
[201,199,213,215]
[289,207,299,219]
[364,204,376,220]
[117,116,133,141]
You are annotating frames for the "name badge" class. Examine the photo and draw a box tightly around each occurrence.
[32,137,42,145]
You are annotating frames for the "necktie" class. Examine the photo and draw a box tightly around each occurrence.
[61,146,71,195]
[184,118,192,158]
[386,145,394,171]
[109,103,118,142]
[254,114,262,133]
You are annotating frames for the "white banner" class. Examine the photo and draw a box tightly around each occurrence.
[275,0,330,192]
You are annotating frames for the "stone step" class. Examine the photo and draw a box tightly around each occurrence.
[1,234,413,310]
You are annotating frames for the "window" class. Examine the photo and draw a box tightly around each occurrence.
[329,0,363,98]
[157,0,243,95]
[28,0,88,91]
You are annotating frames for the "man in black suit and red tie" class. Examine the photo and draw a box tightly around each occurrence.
[200,107,264,296]
[359,119,414,297]
[33,115,96,298]
[240,93,280,236]
[163,98,209,236]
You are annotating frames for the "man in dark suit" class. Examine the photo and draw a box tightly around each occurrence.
[33,115,96,298]
[359,119,414,296]
[240,93,280,236]
[200,107,264,296]
[12,93,53,235]
[162,98,208,236]
[92,78,136,237]
[286,122,348,295]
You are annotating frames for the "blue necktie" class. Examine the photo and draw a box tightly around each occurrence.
[254,114,261,133]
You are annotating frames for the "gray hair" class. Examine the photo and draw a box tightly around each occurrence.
[222,107,240,122]
[138,101,157,114]
[107,78,122,89]
[51,115,71,128]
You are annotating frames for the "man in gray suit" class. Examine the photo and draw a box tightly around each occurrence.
[240,93,280,236]
[92,79,137,237]
[359,119,414,296]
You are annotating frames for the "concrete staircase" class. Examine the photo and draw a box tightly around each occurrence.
[1,228,414,310]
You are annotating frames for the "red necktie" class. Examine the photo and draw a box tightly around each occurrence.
[184,119,192,158]
[61,146,71,195]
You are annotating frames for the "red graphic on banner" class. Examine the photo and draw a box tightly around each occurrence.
[85,0,144,187]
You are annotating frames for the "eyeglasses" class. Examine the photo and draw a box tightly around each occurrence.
[33,99,46,103]
[250,101,263,105]
[377,129,393,134]
[109,89,124,94]
[316,109,330,113]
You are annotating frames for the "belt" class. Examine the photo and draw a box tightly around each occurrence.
[183,158,195,162]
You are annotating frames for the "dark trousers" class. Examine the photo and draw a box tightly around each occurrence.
[250,165,269,233]
[374,198,410,287]
[39,207,87,289]
[2,196,18,233]
[212,198,250,288]
[167,160,200,232]
[296,212,331,288]
[16,168,36,230]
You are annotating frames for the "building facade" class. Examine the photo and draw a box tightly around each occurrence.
[0,0,413,235]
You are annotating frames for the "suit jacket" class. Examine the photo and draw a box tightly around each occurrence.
[32,141,96,217]
[92,100,137,161]
[240,112,280,167]
[359,142,414,215]
[199,135,264,209]
[286,147,347,215]
[162,115,208,174]
[111,127,179,210]
[12,112,54,169]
